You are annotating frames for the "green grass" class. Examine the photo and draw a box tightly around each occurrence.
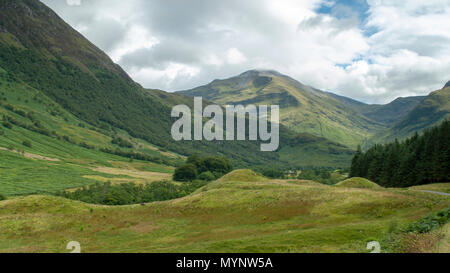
[336,177,382,189]
[409,183,450,194]
[0,170,448,253]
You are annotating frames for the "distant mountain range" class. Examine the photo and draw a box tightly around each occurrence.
[178,70,449,148]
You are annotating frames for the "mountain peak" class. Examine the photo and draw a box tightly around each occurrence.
[238,69,282,77]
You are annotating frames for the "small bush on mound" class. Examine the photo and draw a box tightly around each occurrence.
[0,193,6,201]
[336,177,382,189]
[173,155,233,182]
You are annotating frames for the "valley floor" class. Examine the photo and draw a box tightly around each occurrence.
[0,170,448,253]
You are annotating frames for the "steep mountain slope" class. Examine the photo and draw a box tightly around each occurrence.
[179,70,385,148]
[378,87,450,142]
[0,0,353,168]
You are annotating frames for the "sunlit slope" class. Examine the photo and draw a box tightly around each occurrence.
[179,70,385,149]
[1,170,448,253]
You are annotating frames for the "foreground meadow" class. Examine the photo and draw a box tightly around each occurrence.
[0,170,448,253]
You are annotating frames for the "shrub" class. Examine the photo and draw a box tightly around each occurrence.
[198,171,216,181]
[111,136,133,148]
[174,155,234,181]
[0,193,6,201]
[173,164,198,182]
[262,169,285,179]
[407,208,449,234]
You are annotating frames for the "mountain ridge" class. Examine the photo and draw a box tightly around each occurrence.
[178,70,384,148]
[178,69,448,148]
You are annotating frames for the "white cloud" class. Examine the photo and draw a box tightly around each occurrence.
[226,48,247,65]
[42,0,450,103]
[66,0,81,6]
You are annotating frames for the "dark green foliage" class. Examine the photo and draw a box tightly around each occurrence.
[198,171,216,182]
[58,180,209,205]
[0,193,6,201]
[173,164,198,182]
[297,168,341,185]
[111,136,133,148]
[2,121,12,129]
[262,169,285,179]
[174,155,233,181]
[350,120,450,187]
[407,208,449,234]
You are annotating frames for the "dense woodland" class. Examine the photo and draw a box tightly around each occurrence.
[350,120,450,187]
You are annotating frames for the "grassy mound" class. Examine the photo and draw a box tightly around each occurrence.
[336,177,382,189]
[218,169,267,182]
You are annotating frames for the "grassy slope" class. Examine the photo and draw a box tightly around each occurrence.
[336,177,382,189]
[409,184,450,194]
[0,170,448,253]
[0,66,178,196]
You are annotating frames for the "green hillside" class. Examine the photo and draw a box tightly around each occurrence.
[0,0,354,169]
[0,170,448,253]
[377,87,450,142]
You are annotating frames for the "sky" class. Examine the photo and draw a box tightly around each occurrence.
[42,0,450,104]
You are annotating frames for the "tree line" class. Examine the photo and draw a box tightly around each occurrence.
[173,155,233,182]
[350,120,450,187]
[58,180,209,206]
